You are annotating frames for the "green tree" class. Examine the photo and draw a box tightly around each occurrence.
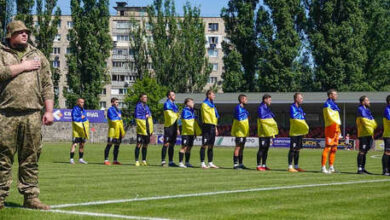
[147,0,210,92]
[129,18,151,79]
[179,2,211,92]
[360,0,390,91]
[15,0,34,30]
[306,0,368,91]
[221,0,259,92]
[34,0,61,107]
[221,43,245,92]
[124,77,167,122]
[256,0,307,92]
[1,0,15,41]
[64,0,112,109]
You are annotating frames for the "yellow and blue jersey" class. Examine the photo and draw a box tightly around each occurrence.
[201,98,219,125]
[71,105,89,139]
[107,106,125,139]
[181,106,202,136]
[383,105,390,138]
[323,98,341,127]
[231,104,249,137]
[356,105,377,138]
[135,102,153,135]
[289,103,309,136]
[163,99,179,127]
[257,102,278,137]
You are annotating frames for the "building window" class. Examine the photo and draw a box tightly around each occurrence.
[101,88,106,95]
[52,60,60,68]
[66,34,70,41]
[208,36,218,44]
[129,62,136,71]
[113,48,128,55]
[129,49,135,56]
[119,88,127,95]
[99,101,106,108]
[112,61,127,68]
[116,35,129,42]
[210,63,218,71]
[208,49,218,57]
[57,19,61,28]
[125,75,136,82]
[120,11,125,16]
[66,47,72,54]
[208,23,219,31]
[112,75,126,81]
[34,21,39,28]
[54,34,61,42]
[67,21,74,28]
[53,47,61,54]
[208,77,217,84]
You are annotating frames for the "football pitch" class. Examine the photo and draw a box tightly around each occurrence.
[2,142,390,220]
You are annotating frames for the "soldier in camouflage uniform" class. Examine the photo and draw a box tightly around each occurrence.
[0,20,54,210]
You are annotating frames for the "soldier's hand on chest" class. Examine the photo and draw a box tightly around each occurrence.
[22,58,41,72]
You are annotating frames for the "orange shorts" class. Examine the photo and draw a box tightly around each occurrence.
[325,123,340,146]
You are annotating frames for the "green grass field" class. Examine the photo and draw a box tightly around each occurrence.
[1,142,390,220]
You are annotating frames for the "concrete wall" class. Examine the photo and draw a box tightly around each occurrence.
[42,122,164,144]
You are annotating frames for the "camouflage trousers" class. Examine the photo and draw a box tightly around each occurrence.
[0,110,42,200]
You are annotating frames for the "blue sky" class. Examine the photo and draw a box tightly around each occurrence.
[56,0,230,17]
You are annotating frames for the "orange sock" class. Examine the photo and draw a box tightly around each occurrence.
[329,146,337,166]
[321,146,330,166]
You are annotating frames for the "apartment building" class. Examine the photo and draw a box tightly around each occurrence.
[50,2,225,109]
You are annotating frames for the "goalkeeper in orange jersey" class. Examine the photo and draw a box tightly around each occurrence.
[321,89,341,174]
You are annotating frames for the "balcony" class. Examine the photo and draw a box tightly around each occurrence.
[112,54,129,60]
[111,68,134,74]
[111,81,126,86]
[111,28,131,34]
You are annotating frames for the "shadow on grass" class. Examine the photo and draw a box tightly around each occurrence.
[5,201,23,208]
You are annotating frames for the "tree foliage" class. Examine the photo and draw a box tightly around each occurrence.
[64,0,112,109]
[256,0,307,92]
[129,18,151,80]
[221,43,244,92]
[306,0,368,91]
[147,0,211,93]
[124,76,167,122]
[34,0,62,107]
[222,0,390,92]
[221,0,259,92]
[360,0,390,91]
[15,0,34,30]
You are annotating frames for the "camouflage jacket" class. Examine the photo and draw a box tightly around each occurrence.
[0,43,54,111]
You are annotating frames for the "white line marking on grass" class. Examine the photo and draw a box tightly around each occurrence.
[51,179,390,209]
[47,209,171,220]
[370,154,382,159]
[14,207,171,220]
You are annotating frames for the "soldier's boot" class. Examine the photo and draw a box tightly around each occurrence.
[23,197,50,210]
